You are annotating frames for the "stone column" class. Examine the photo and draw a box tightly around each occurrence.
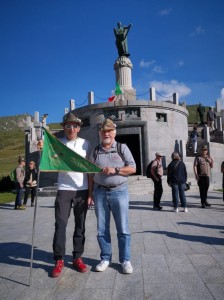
[216,100,221,113]
[114,56,136,101]
[88,91,94,105]
[216,116,223,131]
[180,140,186,159]
[173,93,179,105]
[150,87,156,101]
[64,108,69,115]
[203,125,210,143]
[70,99,75,110]
[114,56,133,88]
[34,111,39,123]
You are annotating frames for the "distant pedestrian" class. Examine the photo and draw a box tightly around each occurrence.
[207,106,216,131]
[14,156,26,210]
[190,126,199,153]
[194,145,214,208]
[23,161,38,207]
[167,152,188,213]
[221,161,224,201]
[197,103,205,124]
[151,152,164,210]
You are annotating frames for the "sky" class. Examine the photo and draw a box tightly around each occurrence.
[0,0,224,123]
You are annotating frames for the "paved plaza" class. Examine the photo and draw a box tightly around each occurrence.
[0,190,224,300]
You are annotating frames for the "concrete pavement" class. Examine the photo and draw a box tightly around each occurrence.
[0,190,224,300]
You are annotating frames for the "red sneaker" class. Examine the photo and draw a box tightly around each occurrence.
[73,257,88,273]
[52,260,64,278]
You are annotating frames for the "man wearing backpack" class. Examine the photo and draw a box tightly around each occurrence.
[151,152,164,210]
[194,145,214,208]
[88,119,136,274]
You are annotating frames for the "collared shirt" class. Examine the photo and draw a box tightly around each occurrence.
[151,159,163,177]
[194,156,213,176]
[90,141,136,186]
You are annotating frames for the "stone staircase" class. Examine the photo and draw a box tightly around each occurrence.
[37,174,198,197]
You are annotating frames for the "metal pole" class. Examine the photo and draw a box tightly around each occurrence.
[29,136,43,286]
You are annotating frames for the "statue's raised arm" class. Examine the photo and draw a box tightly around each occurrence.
[114,22,132,57]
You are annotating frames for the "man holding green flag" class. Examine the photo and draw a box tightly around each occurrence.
[47,112,97,277]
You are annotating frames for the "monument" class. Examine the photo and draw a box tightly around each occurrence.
[24,22,224,189]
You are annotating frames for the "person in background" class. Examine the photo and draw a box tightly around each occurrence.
[151,152,164,210]
[190,125,199,154]
[14,156,26,210]
[23,161,38,207]
[51,112,91,278]
[88,118,136,274]
[221,161,224,201]
[194,145,214,208]
[197,103,205,124]
[167,152,188,213]
[207,106,216,131]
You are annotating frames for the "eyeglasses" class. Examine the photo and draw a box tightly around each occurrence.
[64,124,80,129]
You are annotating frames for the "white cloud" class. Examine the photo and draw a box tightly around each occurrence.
[150,80,191,99]
[159,8,172,16]
[152,65,165,73]
[139,59,156,68]
[190,25,205,37]
[217,87,224,109]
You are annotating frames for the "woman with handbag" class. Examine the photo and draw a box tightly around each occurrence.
[23,161,38,207]
[167,152,188,213]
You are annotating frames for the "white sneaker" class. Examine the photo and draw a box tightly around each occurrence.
[184,207,188,212]
[95,260,110,272]
[173,207,178,212]
[121,261,133,274]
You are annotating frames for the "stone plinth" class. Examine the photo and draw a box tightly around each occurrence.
[114,56,136,100]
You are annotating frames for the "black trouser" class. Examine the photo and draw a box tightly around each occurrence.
[53,189,88,261]
[23,186,37,205]
[198,176,210,205]
[152,178,163,207]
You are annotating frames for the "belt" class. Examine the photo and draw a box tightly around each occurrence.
[96,182,125,190]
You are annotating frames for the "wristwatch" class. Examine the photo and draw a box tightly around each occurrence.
[115,167,120,174]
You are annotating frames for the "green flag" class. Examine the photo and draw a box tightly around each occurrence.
[39,129,102,173]
[115,82,122,95]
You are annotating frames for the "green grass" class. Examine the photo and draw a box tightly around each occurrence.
[0,128,25,177]
[0,191,16,204]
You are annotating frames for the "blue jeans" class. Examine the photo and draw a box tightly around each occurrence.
[93,184,131,263]
[15,183,24,208]
[171,183,186,208]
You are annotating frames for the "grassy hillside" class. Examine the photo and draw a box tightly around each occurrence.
[0,105,212,177]
[0,115,28,177]
[186,104,211,124]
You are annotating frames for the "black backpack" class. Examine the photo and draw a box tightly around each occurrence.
[146,160,154,178]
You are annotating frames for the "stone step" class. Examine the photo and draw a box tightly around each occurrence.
[38,176,199,196]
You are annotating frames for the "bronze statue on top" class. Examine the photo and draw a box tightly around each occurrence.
[114,22,132,57]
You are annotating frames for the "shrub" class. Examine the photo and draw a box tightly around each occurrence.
[0,175,15,191]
